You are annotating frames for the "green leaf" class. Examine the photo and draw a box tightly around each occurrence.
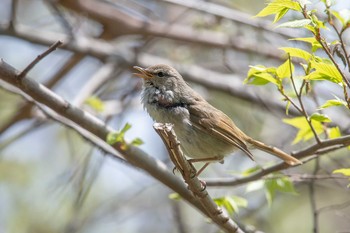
[276,59,293,78]
[120,123,132,134]
[246,180,264,192]
[85,96,105,112]
[309,113,331,123]
[318,99,348,109]
[283,116,324,144]
[169,193,181,200]
[241,166,262,176]
[331,9,350,27]
[297,0,311,7]
[280,47,312,61]
[276,19,311,28]
[274,7,289,23]
[331,10,345,26]
[289,37,322,52]
[264,175,298,206]
[329,126,341,139]
[255,0,302,19]
[245,66,279,86]
[131,138,144,146]
[106,123,132,145]
[285,100,291,115]
[245,73,279,86]
[333,168,350,176]
[214,196,248,214]
[106,131,124,145]
[333,168,350,187]
[305,60,343,84]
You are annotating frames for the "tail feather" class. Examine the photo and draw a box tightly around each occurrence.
[246,137,302,166]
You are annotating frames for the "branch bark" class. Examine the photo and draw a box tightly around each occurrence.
[0,59,205,212]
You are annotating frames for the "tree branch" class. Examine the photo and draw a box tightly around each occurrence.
[153,123,245,233]
[17,40,63,79]
[0,59,214,218]
[205,135,350,187]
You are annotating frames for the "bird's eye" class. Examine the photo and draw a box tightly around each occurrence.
[157,72,164,77]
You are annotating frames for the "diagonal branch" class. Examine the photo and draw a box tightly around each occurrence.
[153,123,244,233]
[205,135,350,187]
[17,40,63,79]
[0,59,209,214]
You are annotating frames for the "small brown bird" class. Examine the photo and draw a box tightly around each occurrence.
[134,64,301,173]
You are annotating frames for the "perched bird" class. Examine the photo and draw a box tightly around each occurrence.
[134,64,301,174]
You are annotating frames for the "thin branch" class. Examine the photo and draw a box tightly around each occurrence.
[17,40,63,79]
[205,135,350,187]
[9,0,19,30]
[161,0,298,38]
[317,200,350,214]
[309,157,320,233]
[153,123,245,233]
[288,54,321,144]
[0,59,213,222]
[45,1,75,38]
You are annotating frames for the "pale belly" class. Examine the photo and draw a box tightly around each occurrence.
[144,103,235,160]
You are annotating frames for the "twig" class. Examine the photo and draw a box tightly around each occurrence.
[317,200,350,214]
[16,40,63,79]
[9,0,18,30]
[45,1,75,38]
[205,135,350,187]
[287,54,321,144]
[153,123,245,233]
[309,157,320,233]
[0,59,212,222]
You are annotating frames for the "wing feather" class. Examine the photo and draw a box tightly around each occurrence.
[188,102,255,161]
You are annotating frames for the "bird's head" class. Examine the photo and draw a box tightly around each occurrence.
[133,64,184,90]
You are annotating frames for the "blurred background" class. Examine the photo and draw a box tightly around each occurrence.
[0,0,349,233]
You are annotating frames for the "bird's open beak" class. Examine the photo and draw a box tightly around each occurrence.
[133,66,153,80]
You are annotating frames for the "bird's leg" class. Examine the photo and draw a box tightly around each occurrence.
[187,157,224,176]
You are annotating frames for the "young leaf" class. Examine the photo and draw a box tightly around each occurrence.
[264,175,298,206]
[318,99,348,109]
[241,166,262,176]
[329,126,341,139]
[106,123,132,145]
[289,37,322,52]
[283,116,324,144]
[306,60,343,84]
[214,196,248,215]
[280,47,312,61]
[85,96,105,112]
[245,66,279,86]
[276,59,294,78]
[276,19,311,28]
[333,168,350,187]
[309,113,331,123]
[245,73,279,86]
[131,138,144,146]
[246,180,264,193]
[274,7,289,23]
[106,131,124,145]
[285,100,291,115]
[120,123,132,134]
[255,0,302,20]
[169,193,181,200]
[333,168,350,176]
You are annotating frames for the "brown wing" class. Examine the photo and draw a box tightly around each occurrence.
[188,102,255,161]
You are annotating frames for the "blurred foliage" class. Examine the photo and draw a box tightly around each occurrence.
[0,0,350,233]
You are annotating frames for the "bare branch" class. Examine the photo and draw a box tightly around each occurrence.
[154,123,245,233]
[0,59,212,222]
[205,135,350,187]
[17,40,63,79]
